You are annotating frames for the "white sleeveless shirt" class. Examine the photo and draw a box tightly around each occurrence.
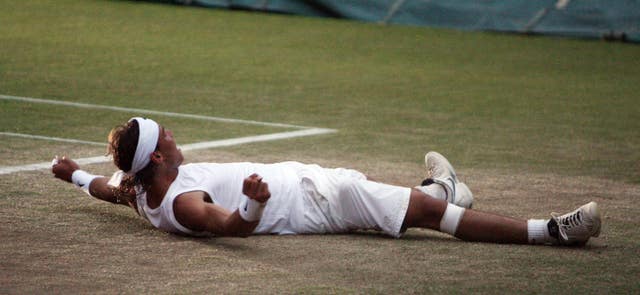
[135,162,306,236]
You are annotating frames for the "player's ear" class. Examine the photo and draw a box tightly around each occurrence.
[150,151,163,164]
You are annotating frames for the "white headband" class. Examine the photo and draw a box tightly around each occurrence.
[126,117,160,175]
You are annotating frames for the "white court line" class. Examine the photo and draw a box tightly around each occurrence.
[0,132,107,146]
[0,94,337,175]
[0,94,316,129]
[0,129,336,175]
[0,155,112,176]
[1,94,337,174]
[179,128,334,151]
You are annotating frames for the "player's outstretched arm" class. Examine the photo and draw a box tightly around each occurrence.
[51,156,136,208]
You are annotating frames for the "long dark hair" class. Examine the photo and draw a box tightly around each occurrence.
[107,120,157,203]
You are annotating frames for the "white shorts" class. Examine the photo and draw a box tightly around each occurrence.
[289,164,411,238]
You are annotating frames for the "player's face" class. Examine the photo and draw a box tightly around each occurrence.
[156,126,183,167]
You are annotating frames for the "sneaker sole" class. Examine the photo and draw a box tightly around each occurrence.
[586,202,601,237]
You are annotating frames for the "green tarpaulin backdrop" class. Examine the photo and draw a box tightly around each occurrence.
[150,0,639,42]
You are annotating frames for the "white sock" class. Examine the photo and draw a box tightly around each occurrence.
[416,183,447,201]
[527,219,555,245]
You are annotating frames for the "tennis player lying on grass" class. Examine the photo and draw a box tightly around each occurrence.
[52,117,601,246]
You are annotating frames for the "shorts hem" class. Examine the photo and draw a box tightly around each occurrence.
[388,187,411,238]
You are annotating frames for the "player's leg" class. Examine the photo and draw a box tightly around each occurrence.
[454,205,528,243]
[402,189,601,246]
[401,190,527,243]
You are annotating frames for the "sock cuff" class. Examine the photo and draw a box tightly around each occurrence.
[527,219,549,245]
[414,184,447,201]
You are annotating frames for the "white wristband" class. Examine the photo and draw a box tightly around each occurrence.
[71,170,100,195]
[238,198,266,222]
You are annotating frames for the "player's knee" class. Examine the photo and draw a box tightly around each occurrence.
[405,191,447,229]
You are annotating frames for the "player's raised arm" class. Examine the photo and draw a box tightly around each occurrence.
[51,156,136,208]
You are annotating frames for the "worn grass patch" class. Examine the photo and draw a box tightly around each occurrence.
[1,153,638,294]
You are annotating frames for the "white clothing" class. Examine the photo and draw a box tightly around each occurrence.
[132,162,411,238]
[294,164,411,237]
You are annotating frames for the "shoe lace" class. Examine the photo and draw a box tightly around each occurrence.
[427,166,437,179]
[552,210,583,241]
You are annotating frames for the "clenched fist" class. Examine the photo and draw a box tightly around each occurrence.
[242,173,271,203]
[51,156,79,183]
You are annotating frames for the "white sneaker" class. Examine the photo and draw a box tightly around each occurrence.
[425,151,458,182]
[551,202,601,246]
[418,151,474,209]
[454,182,474,209]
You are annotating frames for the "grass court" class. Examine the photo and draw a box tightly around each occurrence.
[1,0,639,293]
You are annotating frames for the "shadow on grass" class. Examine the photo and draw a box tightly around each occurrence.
[78,205,154,233]
[74,205,608,253]
[191,236,255,252]
[354,228,609,251]
[78,205,258,250]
